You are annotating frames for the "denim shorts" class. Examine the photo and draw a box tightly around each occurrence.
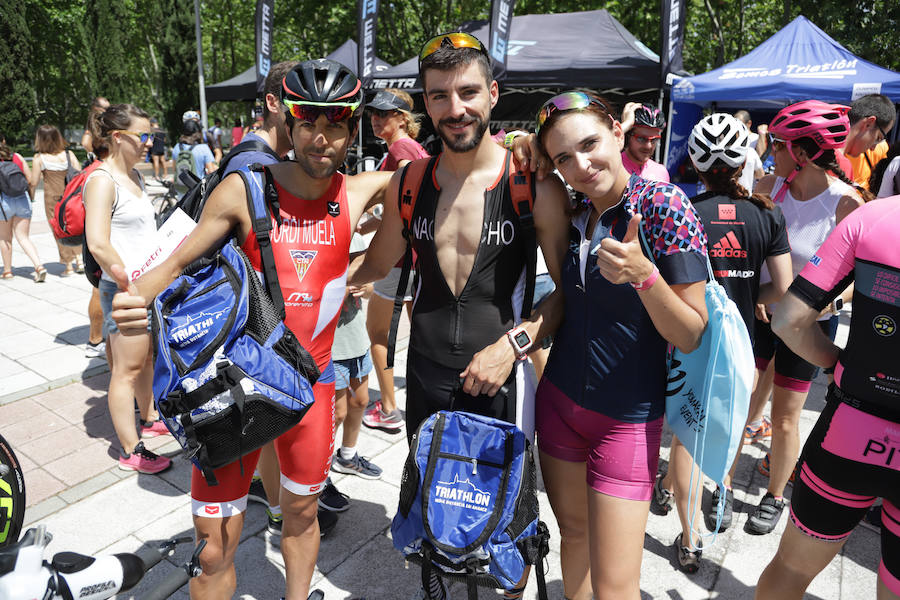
[333,351,373,390]
[0,194,32,221]
[98,278,120,336]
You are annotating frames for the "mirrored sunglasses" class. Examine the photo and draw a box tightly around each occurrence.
[536,92,609,134]
[117,130,153,144]
[283,99,359,124]
[419,32,488,66]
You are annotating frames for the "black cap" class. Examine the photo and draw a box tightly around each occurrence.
[368,91,412,112]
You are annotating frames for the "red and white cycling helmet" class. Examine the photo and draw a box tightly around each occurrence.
[768,100,850,164]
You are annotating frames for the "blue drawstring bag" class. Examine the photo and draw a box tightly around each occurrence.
[639,229,753,540]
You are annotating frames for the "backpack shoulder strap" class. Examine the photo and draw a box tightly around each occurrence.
[386,155,438,368]
[237,165,285,320]
[507,151,537,319]
[219,139,281,174]
[398,156,436,230]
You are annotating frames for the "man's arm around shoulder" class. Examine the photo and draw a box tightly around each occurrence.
[347,169,408,288]
[111,172,251,334]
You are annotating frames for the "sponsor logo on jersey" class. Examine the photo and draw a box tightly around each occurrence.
[286,291,314,308]
[710,231,747,258]
[434,474,492,513]
[327,201,340,217]
[713,269,755,279]
[289,249,317,283]
[718,204,736,220]
[873,315,896,337]
[810,254,822,267]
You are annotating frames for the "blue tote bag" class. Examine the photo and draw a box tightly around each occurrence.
[640,228,753,537]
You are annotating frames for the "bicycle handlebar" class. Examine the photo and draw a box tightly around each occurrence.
[0,526,205,600]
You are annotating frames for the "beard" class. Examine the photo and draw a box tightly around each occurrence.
[294,144,344,179]
[437,114,489,153]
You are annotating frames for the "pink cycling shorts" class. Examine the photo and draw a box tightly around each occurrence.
[536,378,663,501]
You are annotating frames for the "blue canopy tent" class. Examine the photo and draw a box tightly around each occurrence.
[666,16,900,182]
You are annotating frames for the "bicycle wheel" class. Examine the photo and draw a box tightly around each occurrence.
[0,433,26,548]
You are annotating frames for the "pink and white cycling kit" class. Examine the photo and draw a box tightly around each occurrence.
[787,196,900,594]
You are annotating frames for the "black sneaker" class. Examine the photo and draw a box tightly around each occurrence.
[674,532,702,574]
[248,478,268,505]
[318,507,338,537]
[745,492,785,535]
[308,591,325,600]
[266,508,282,536]
[318,478,350,512]
[706,486,734,532]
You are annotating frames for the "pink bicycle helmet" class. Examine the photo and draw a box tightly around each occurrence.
[768,100,850,164]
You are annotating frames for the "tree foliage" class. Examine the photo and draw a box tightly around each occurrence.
[5,0,898,145]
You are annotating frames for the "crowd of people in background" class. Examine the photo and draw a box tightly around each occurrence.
[3,29,899,600]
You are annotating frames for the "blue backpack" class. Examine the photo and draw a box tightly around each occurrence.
[151,165,320,485]
[392,411,549,600]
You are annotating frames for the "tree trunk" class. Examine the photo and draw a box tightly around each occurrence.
[703,0,727,67]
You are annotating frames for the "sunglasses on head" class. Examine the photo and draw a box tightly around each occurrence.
[536,92,610,135]
[117,130,153,144]
[283,99,360,124]
[419,32,489,66]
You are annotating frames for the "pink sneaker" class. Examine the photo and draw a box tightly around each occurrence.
[362,400,403,433]
[119,442,171,474]
[140,419,170,438]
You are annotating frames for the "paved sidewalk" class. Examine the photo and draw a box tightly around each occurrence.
[0,176,881,598]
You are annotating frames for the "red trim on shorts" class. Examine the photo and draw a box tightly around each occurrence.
[789,507,850,541]
[774,373,812,392]
[883,501,900,538]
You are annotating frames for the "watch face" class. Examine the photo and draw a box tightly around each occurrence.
[514,331,530,348]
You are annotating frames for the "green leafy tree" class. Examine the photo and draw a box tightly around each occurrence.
[157,0,199,139]
[0,3,37,143]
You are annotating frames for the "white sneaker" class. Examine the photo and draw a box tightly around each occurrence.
[85,341,106,358]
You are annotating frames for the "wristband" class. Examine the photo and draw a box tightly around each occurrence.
[631,265,659,291]
[504,130,529,149]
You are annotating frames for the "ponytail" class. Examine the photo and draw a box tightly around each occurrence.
[813,149,874,203]
[700,165,774,211]
[88,103,149,159]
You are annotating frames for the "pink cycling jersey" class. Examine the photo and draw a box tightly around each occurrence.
[790,195,900,407]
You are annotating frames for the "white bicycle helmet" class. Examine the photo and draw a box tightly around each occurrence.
[688,113,749,172]
[182,110,201,123]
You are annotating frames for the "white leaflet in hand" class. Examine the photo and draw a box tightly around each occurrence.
[126,209,196,281]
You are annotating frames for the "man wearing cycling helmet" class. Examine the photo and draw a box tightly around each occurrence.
[111,59,392,600]
[621,103,670,183]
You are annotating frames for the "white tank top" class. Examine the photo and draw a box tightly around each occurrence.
[85,169,157,283]
[766,175,854,319]
[38,152,70,172]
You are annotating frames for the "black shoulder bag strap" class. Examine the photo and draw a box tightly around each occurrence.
[220,139,282,173]
[508,152,537,319]
[244,164,286,319]
[386,163,415,369]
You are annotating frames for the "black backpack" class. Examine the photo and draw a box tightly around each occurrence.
[161,139,281,224]
[0,161,28,197]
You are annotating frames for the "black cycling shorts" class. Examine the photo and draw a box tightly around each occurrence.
[753,316,838,391]
[790,384,900,594]
[405,349,517,445]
